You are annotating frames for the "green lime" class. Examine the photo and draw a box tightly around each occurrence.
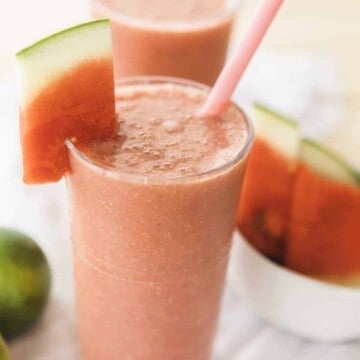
[0,228,51,338]
[0,334,9,360]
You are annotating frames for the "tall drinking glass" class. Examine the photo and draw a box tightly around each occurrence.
[88,0,241,85]
[66,77,253,359]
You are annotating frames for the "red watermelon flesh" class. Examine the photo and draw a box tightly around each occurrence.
[16,19,116,184]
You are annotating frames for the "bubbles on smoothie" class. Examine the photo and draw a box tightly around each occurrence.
[82,83,246,177]
[150,161,173,172]
[125,158,139,168]
[159,162,172,170]
[163,120,183,134]
[164,141,180,147]
[139,132,153,141]
[144,148,164,160]
[129,122,142,129]
[123,144,143,152]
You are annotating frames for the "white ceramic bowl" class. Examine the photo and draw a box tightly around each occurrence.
[228,231,360,342]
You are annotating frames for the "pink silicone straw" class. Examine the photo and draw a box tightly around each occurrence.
[201,0,284,117]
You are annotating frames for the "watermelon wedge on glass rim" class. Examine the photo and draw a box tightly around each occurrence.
[16,19,116,184]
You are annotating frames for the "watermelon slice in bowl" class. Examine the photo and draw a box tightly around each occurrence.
[16,19,116,184]
[236,103,300,263]
[231,105,360,341]
[285,139,360,284]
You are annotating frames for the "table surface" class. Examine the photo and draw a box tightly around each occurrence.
[1,1,360,359]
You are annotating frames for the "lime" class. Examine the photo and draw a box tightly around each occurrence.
[0,334,9,360]
[0,228,51,338]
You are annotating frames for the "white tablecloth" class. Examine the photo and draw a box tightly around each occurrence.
[2,75,360,360]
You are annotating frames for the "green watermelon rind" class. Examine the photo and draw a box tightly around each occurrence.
[15,19,112,106]
[253,103,360,185]
[16,19,110,59]
[300,139,359,186]
[252,103,300,160]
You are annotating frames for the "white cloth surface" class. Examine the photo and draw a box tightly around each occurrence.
[1,58,359,359]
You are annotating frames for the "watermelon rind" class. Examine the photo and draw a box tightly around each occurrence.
[300,139,358,185]
[252,103,299,160]
[16,19,112,106]
[15,19,115,184]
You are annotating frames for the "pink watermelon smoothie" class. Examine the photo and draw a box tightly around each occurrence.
[89,0,239,85]
[66,78,253,359]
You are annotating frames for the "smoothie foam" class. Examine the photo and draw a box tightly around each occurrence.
[78,83,248,177]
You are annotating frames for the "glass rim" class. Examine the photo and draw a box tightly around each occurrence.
[66,76,254,185]
[89,0,241,32]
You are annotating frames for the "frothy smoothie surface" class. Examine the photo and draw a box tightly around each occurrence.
[102,0,227,22]
[78,83,248,178]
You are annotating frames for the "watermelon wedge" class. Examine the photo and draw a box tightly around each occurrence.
[299,139,359,185]
[237,104,299,263]
[16,19,116,184]
[285,139,360,284]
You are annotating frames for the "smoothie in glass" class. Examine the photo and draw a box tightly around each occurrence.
[66,77,253,359]
[89,0,239,85]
